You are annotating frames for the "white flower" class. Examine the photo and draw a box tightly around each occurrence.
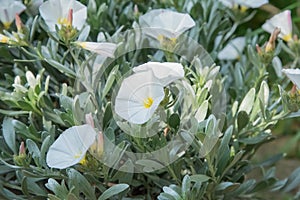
[75,41,117,58]
[262,10,292,42]
[39,0,87,31]
[218,37,246,60]
[0,0,26,29]
[139,9,195,40]
[236,0,268,8]
[219,0,268,9]
[282,69,300,89]
[115,62,185,124]
[115,70,165,124]
[46,124,97,169]
[132,62,184,86]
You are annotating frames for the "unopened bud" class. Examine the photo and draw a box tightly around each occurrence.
[85,113,94,128]
[265,27,280,52]
[256,44,262,55]
[290,84,297,97]
[134,5,139,15]
[15,14,23,32]
[89,132,104,159]
[163,127,169,137]
[19,141,25,155]
[67,9,73,27]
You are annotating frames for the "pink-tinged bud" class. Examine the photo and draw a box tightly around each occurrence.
[293,34,298,41]
[291,84,297,96]
[67,9,73,27]
[256,44,262,55]
[89,131,104,158]
[19,141,25,155]
[163,127,169,137]
[85,113,94,128]
[265,27,280,52]
[15,14,23,32]
[134,5,139,15]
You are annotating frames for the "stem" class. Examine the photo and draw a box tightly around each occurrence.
[167,165,180,185]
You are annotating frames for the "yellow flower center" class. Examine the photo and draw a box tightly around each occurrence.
[282,34,292,42]
[239,5,248,13]
[58,17,70,26]
[143,97,154,108]
[77,42,86,48]
[0,35,9,44]
[3,22,11,29]
[157,34,164,41]
[233,4,248,13]
[74,152,86,165]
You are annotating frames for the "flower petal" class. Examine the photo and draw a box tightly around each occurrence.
[115,71,165,124]
[76,41,117,57]
[236,0,268,8]
[262,10,292,41]
[218,37,246,60]
[282,68,300,89]
[139,9,195,39]
[46,124,97,169]
[39,0,87,31]
[0,0,26,25]
[133,62,184,86]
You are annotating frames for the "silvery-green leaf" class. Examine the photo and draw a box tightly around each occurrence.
[238,88,255,115]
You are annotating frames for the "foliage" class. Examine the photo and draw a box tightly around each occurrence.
[0,0,300,199]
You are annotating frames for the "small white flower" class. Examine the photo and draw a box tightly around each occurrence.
[139,9,195,40]
[262,10,292,42]
[39,0,87,31]
[282,69,300,89]
[219,0,268,9]
[75,41,117,58]
[46,124,97,169]
[132,62,184,86]
[115,62,185,124]
[0,0,26,29]
[218,37,246,60]
[115,70,165,124]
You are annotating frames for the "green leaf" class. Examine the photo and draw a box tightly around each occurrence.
[103,102,112,129]
[102,65,118,99]
[168,113,180,130]
[98,184,129,200]
[67,168,96,200]
[44,59,76,78]
[136,159,165,172]
[190,174,210,183]
[26,139,41,166]
[216,182,240,193]
[162,186,182,200]
[0,109,30,116]
[182,175,191,199]
[45,179,69,199]
[239,132,270,144]
[283,167,300,192]
[237,111,249,131]
[2,117,16,154]
[195,100,208,122]
[238,88,255,115]
[199,115,220,157]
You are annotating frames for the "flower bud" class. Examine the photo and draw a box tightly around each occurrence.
[89,132,104,159]
[85,113,94,128]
